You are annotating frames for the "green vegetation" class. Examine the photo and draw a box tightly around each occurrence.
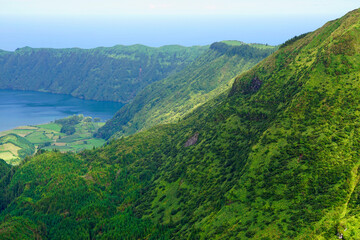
[1,8,360,240]
[0,159,10,179]
[279,32,311,49]
[56,115,83,135]
[0,134,35,165]
[221,40,247,46]
[0,45,207,102]
[0,217,40,240]
[221,40,277,49]
[0,115,106,165]
[97,41,276,139]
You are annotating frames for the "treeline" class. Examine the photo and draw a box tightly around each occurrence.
[210,42,276,59]
[54,115,84,135]
[279,32,311,49]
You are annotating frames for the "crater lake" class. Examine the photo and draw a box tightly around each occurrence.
[0,89,124,132]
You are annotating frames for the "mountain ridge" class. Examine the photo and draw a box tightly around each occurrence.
[97,41,276,139]
[0,44,207,102]
[1,9,360,239]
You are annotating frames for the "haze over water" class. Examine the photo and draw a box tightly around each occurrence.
[0,90,124,132]
[0,15,343,51]
[1,0,358,51]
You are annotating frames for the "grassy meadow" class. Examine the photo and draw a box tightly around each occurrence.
[0,115,106,165]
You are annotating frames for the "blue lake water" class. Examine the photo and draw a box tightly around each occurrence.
[0,89,124,132]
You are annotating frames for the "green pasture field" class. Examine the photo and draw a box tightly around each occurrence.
[0,116,106,165]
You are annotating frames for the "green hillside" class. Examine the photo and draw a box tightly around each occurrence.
[0,134,35,165]
[1,8,360,239]
[97,41,276,139]
[0,45,207,102]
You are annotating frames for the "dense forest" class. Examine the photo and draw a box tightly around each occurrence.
[0,45,207,102]
[1,8,360,240]
[96,41,276,139]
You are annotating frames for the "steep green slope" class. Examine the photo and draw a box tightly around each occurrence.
[1,8,360,240]
[97,41,276,139]
[0,45,207,102]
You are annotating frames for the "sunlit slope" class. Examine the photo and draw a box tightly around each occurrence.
[97,41,276,139]
[217,8,360,239]
[1,8,360,240]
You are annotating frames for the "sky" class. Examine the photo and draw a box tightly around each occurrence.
[0,0,359,50]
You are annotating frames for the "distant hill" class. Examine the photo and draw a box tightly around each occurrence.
[1,8,360,239]
[0,45,207,102]
[96,41,276,139]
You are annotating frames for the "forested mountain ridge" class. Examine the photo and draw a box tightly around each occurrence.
[96,41,276,139]
[0,45,207,102]
[1,8,360,239]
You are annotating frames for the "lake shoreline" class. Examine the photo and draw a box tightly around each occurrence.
[0,115,107,165]
[0,89,124,132]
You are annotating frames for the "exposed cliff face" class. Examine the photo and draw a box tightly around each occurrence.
[184,132,199,147]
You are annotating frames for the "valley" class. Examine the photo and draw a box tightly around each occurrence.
[97,41,277,139]
[1,7,360,240]
[0,115,106,165]
[0,90,122,165]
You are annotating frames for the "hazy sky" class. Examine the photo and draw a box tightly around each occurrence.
[1,0,358,16]
[0,0,359,50]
